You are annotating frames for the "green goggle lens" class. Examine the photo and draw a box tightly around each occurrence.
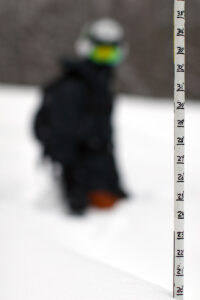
[89,45,123,66]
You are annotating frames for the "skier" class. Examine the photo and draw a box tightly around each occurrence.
[33,18,128,214]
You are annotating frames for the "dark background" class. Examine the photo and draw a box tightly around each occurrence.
[0,0,198,98]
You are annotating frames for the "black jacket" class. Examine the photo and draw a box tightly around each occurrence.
[34,59,126,197]
[34,60,114,164]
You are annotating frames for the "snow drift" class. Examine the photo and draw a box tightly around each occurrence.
[0,84,199,299]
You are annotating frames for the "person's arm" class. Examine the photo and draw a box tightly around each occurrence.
[43,80,86,164]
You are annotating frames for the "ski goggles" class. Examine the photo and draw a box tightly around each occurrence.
[89,44,123,66]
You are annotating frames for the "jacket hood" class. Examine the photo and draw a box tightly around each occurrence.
[61,59,113,90]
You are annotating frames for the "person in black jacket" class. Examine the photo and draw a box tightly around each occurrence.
[34,18,128,214]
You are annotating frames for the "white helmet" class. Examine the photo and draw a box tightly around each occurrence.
[75,18,128,65]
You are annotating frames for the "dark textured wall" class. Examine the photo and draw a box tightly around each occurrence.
[0,0,198,98]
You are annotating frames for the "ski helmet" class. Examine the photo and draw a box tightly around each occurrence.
[75,18,128,66]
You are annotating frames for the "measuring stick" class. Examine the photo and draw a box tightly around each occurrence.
[173,0,185,299]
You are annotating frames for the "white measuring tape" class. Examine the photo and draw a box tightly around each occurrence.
[173,0,185,299]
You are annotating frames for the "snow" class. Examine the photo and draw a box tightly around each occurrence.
[0,84,199,299]
[0,204,171,300]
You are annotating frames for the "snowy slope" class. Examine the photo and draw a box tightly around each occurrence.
[0,204,171,300]
[0,84,200,299]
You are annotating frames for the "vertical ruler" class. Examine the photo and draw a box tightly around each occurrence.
[173,0,185,299]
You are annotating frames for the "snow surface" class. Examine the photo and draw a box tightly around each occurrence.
[0,84,199,299]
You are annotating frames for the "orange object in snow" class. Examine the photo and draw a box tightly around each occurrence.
[88,190,119,209]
